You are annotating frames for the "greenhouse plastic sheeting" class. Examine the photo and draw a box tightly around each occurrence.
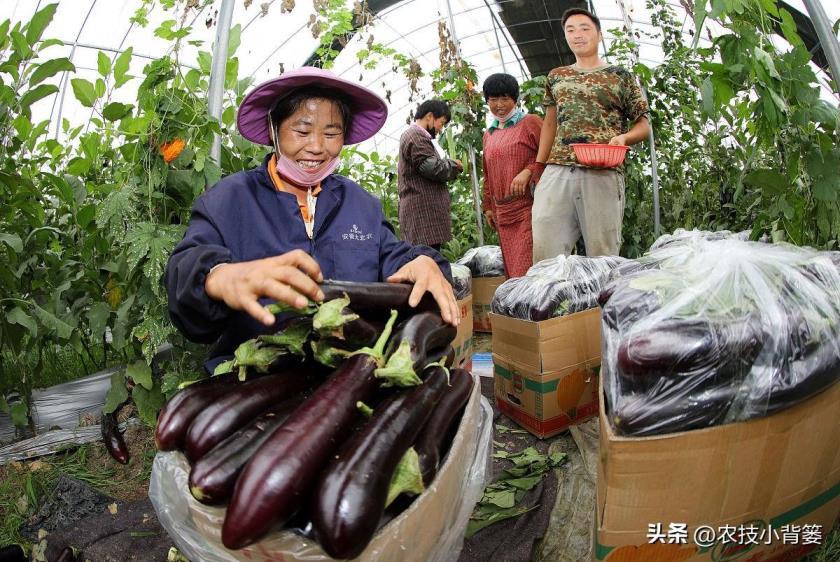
[601,237,840,436]
[0,419,138,465]
[150,385,494,562]
[0,367,118,443]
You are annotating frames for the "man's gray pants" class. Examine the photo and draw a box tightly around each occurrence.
[531,164,625,262]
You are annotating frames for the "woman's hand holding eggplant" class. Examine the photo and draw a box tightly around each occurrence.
[387,255,461,327]
[205,249,325,326]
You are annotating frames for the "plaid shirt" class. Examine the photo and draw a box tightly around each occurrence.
[397,124,459,246]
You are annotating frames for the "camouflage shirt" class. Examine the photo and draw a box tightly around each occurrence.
[543,64,648,166]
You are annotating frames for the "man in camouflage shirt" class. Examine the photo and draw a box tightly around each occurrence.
[531,8,650,260]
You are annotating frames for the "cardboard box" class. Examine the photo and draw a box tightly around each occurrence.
[490,307,601,371]
[451,295,474,372]
[494,353,599,439]
[472,276,505,333]
[595,380,840,562]
[490,308,602,438]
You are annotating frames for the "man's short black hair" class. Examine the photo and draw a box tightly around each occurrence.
[414,99,451,122]
[482,73,520,102]
[561,8,601,31]
[270,85,353,134]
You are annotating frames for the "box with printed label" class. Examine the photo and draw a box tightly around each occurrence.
[451,295,474,372]
[472,276,505,333]
[594,379,840,562]
[490,307,602,438]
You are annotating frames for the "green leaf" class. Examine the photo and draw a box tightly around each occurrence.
[127,360,153,391]
[744,169,788,195]
[227,24,241,56]
[484,488,516,508]
[465,505,538,538]
[113,47,133,88]
[132,384,165,427]
[213,359,234,375]
[700,77,715,118]
[103,371,128,414]
[29,57,74,87]
[97,51,111,77]
[86,302,110,339]
[32,304,74,340]
[102,102,132,122]
[95,78,106,98]
[25,3,58,45]
[71,78,98,107]
[0,232,23,253]
[19,84,59,109]
[0,396,7,414]
[7,306,37,337]
[66,157,91,176]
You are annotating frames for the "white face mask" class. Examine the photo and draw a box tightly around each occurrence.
[495,107,518,123]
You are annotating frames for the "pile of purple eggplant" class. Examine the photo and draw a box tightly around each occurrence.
[600,238,840,437]
[154,280,474,559]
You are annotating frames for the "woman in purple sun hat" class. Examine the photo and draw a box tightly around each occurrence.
[165,67,460,372]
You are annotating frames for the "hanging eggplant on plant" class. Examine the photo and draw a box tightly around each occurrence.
[101,412,129,465]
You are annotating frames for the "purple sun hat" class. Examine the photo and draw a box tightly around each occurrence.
[237,67,388,146]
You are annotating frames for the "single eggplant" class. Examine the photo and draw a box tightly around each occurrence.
[375,312,456,387]
[188,398,303,504]
[415,368,474,485]
[101,412,129,464]
[221,311,399,550]
[320,280,437,318]
[184,370,319,461]
[311,365,449,559]
[154,373,239,451]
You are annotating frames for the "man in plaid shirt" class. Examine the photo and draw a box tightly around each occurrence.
[398,100,463,250]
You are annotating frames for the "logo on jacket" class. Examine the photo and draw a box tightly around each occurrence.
[343,224,373,241]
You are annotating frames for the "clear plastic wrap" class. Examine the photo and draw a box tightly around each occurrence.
[649,227,751,251]
[150,380,494,562]
[601,237,840,436]
[491,255,625,321]
[450,263,472,300]
[455,246,505,277]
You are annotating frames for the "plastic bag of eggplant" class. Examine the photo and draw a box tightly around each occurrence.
[600,238,840,437]
[450,263,472,300]
[455,245,505,277]
[149,281,493,561]
[491,255,626,321]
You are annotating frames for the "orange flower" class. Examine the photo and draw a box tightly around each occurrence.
[160,138,185,163]
[466,78,474,91]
